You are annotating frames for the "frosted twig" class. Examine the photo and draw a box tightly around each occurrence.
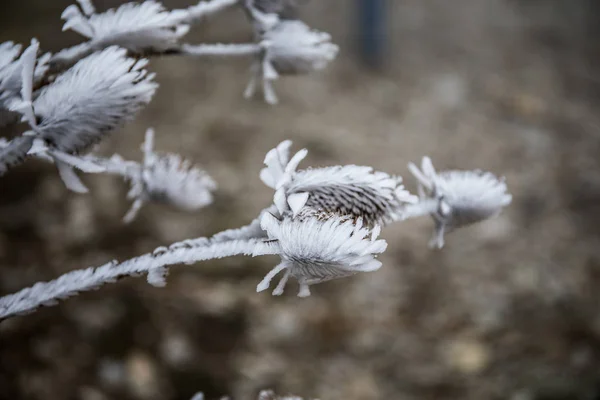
[0,238,271,320]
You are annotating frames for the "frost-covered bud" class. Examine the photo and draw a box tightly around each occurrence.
[244,18,338,104]
[254,210,387,297]
[263,20,338,74]
[122,129,216,223]
[12,46,157,154]
[58,0,190,56]
[260,141,417,226]
[407,156,512,248]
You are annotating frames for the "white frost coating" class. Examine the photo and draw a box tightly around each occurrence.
[255,211,387,297]
[260,141,418,226]
[407,156,513,248]
[0,239,270,320]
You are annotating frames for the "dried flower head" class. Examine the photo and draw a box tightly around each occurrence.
[260,140,417,226]
[12,45,157,154]
[408,156,512,248]
[60,0,190,53]
[122,128,216,222]
[254,210,387,297]
[264,20,338,74]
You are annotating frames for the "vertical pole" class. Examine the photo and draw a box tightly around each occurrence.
[357,0,386,68]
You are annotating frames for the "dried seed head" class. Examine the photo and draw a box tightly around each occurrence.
[255,211,387,297]
[408,156,512,248]
[59,0,190,54]
[260,141,417,226]
[15,46,157,154]
[123,128,216,222]
[263,20,338,75]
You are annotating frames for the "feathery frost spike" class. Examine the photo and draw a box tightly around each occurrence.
[121,128,216,222]
[261,141,418,226]
[407,156,513,248]
[255,210,387,297]
[0,40,50,126]
[0,238,272,320]
[16,46,157,154]
[244,15,338,104]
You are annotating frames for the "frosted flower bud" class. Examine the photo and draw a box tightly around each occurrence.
[12,46,157,154]
[408,156,512,248]
[244,19,338,104]
[122,128,216,223]
[263,19,338,74]
[58,0,190,56]
[260,141,418,226]
[254,210,387,297]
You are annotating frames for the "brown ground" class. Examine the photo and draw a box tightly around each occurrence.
[1,1,600,399]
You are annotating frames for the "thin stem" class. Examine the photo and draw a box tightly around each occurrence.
[401,199,438,220]
[182,0,240,23]
[179,43,261,57]
[0,238,277,320]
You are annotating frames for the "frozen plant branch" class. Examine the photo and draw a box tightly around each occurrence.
[0,138,513,321]
[0,208,386,319]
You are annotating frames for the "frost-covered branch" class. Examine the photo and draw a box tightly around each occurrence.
[0,238,267,320]
[0,138,513,321]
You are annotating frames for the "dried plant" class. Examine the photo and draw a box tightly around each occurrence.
[0,0,513,397]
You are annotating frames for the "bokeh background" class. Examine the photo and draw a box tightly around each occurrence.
[1,0,600,399]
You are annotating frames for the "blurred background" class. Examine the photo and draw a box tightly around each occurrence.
[1,0,600,399]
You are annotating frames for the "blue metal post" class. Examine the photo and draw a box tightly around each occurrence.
[357,0,386,68]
